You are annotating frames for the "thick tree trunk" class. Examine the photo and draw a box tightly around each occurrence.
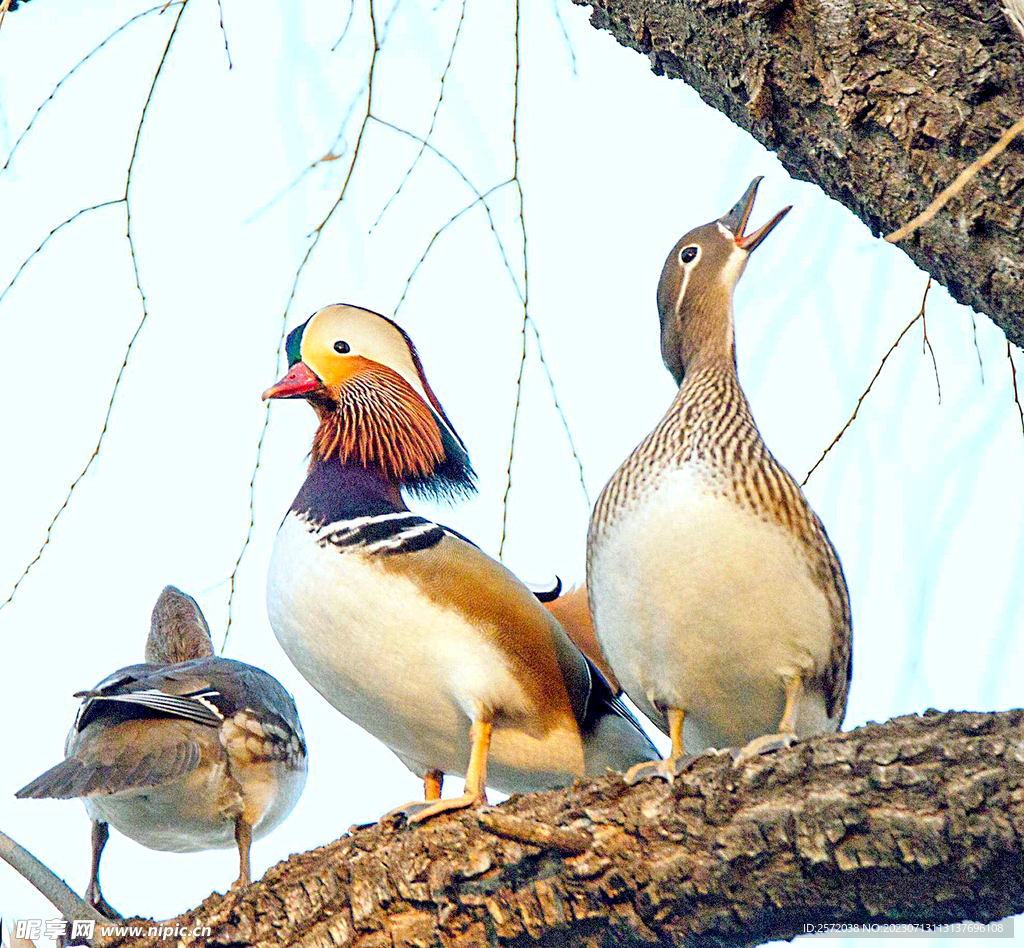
[97,710,1024,948]
[572,0,1024,349]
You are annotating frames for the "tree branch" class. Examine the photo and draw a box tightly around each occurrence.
[97,709,1024,947]
[0,829,106,926]
[572,0,1024,350]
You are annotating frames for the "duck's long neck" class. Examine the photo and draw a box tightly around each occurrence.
[676,295,738,384]
[290,458,407,525]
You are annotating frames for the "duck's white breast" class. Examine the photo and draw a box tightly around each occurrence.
[590,465,834,751]
[266,513,584,791]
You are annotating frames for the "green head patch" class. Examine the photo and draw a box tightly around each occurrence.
[286,317,313,367]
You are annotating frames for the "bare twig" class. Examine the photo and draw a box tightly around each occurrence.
[0,201,123,307]
[216,0,232,68]
[550,0,579,76]
[332,0,356,50]
[885,115,1024,244]
[500,315,530,559]
[971,313,985,384]
[370,0,468,233]
[0,0,10,34]
[0,3,188,614]
[499,0,529,561]
[477,810,592,855]
[920,304,941,404]
[1009,340,1024,441]
[393,181,513,315]
[250,0,403,224]
[1,4,184,175]
[222,0,380,653]
[372,113,588,509]
[528,319,590,505]
[803,279,932,486]
[0,829,106,925]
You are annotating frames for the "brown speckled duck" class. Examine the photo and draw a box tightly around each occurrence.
[587,178,853,782]
[16,586,306,915]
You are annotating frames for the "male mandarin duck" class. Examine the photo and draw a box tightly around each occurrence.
[587,178,853,782]
[16,586,307,915]
[262,304,657,821]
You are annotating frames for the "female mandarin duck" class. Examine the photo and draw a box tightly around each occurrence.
[262,304,657,821]
[587,178,853,782]
[16,586,307,915]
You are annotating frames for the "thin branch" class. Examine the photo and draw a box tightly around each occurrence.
[920,302,941,404]
[499,0,529,560]
[124,2,188,192]
[1,4,184,175]
[222,0,380,653]
[216,0,232,68]
[971,312,985,384]
[527,318,590,506]
[885,115,1024,243]
[332,0,356,50]
[392,180,513,315]
[0,829,106,925]
[499,312,529,559]
[244,144,350,225]
[370,116,525,304]
[370,117,497,221]
[1009,340,1024,442]
[1,221,142,613]
[0,0,10,35]
[248,0,405,224]
[370,0,468,233]
[803,279,932,486]
[0,4,187,614]
[0,200,123,308]
[550,0,579,76]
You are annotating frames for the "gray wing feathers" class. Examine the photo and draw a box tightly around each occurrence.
[15,739,202,799]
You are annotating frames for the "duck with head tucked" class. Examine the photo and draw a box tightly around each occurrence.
[16,586,307,915]
[263,304,657,821]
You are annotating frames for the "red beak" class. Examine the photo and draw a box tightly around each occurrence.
[262,362,323,400]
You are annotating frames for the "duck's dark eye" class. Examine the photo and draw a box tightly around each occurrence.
[680,246,699,264]
[333,340,351,354]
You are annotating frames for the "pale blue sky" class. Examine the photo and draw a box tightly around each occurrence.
[0,1,1021,943]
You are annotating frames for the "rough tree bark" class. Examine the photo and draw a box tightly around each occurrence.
[94,709,1024,948]
[572,0,1024,349]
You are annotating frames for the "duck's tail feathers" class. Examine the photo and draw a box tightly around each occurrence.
[581,657,660,775]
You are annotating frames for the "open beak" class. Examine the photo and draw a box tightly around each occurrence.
[262,361,323,400]
[719,176,792,253]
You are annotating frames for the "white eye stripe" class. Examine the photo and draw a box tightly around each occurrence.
[675,245,701,312]
[675,266,691,313]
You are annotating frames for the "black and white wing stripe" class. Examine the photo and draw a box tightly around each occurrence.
[75,689,224,728]
[316,512,445,556]
[72,658,305,750]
